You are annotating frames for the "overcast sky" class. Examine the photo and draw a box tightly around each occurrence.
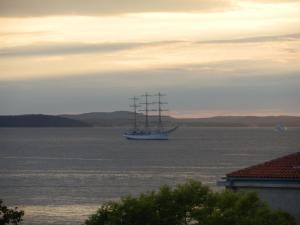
[0,0,300,117]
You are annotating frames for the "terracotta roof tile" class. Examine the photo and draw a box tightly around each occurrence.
[227,152,300,179]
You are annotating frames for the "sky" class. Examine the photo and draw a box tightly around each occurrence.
[0,0,300,117]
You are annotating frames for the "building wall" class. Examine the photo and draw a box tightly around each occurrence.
[237,187,300,225]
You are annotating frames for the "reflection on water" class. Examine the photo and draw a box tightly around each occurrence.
[23,205,99,225]
[0,127,299,225]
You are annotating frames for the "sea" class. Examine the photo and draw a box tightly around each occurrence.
[0,127,299,225]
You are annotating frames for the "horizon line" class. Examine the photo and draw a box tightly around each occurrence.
[1,111,300,119]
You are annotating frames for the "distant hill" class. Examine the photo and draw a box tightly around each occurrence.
[176,116,300,127]
[0,114,91,127]
[61,111,134,126]
[1,112,299,127]
[60,111,173,127]
[61,111,300,127]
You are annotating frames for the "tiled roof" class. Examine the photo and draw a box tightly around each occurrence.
[227,152,300,179]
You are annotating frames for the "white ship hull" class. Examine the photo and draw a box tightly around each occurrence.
[123,132,168,140]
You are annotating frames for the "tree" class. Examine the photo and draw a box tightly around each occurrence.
[0,200,24,225]
[84,180,296,225]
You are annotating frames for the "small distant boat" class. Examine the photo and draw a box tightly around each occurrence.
[123,93,178,140]
[274,122,287,132]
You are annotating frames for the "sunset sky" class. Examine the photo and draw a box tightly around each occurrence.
[0,0,300,117]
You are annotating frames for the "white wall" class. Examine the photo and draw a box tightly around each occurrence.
[237,187,300,225]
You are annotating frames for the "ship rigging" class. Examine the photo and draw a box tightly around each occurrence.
[123,92,178,140]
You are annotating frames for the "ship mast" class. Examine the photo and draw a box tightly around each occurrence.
[155,92,167,129]
[130,96,139,131]
[140,93,152,129]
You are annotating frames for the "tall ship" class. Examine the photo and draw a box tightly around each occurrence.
[123,92,178,140]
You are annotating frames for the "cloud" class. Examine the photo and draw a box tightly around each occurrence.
[0,31,49,36]
[1,65,299,115]
[1,32,300,58]
[248,0,300,3]
[198,33,300,44]
[0,41,180,58]
[0,0,232,17]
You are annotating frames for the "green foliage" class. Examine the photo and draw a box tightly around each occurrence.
[0,200,24,225]
[84,180,296,225]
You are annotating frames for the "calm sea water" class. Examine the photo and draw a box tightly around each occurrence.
[0,127,299,225]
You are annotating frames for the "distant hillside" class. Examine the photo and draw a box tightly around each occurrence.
[176,116,300,127]
[61,111,300,127]
[0,115,91,127]
[61,111,173,127]
[1,112,299,127]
